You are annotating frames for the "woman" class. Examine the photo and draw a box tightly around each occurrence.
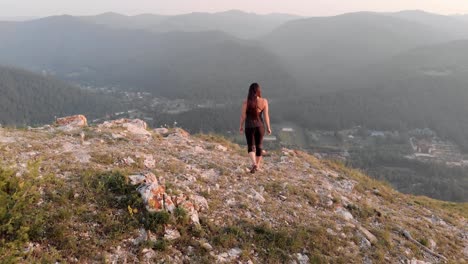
[239,83,272,173]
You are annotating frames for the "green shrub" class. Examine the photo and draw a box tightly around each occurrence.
[175,207,190,225]
[0,164,48,260]
[143,211,171,233]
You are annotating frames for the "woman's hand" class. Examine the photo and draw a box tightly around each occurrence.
[267,127,272,135]
[239,127,244,134]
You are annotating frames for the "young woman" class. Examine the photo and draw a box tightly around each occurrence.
[239,83,271,173]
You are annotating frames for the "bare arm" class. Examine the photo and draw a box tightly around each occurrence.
[239,101,247,133]
[264,99,272,134]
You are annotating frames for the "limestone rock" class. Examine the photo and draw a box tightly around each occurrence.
[358,226,377,244]
[252,191,266,203]
[123,156,136,166]
[228,248,242,258]
[335,207,354,221]
[174,128,190,138]
[174,195,200,225]
[215,145,228,152]
[56,115,88,129]
[100,118,150,137]
[167,128,191,141]
[294,253,310,264]
[428,239,436,250]
[164,227,181,241]
[201,242,213,251]
[190,195,209,211]
[154,127,169,135]
[143,154,155,169]
[142,248,157,260]
[130,172,168,212]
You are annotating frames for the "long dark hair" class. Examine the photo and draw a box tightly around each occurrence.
[246,83,262,120]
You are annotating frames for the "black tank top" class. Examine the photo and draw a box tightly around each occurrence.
[245,105,265,128]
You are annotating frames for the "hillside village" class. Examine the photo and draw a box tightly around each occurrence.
[0,115,466,263]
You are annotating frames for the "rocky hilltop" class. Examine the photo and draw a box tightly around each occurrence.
[0,116,466,263]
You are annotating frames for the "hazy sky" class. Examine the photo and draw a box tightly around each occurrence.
[2,0,468,17]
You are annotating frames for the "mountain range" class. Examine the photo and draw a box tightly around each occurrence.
[0,15,297,101]
[79,10,301,39]
[2,10,468,148]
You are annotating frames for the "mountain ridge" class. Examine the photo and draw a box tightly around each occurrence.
[0,117,466,262]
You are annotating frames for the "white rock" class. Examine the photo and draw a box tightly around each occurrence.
[123,156,135,165]
[124,122,151,137]
[335,207,354,221]
[358,226,377,244]
[295,253,310,264]
[183,174,197,182]
[251,189,266,203]
[336,180,355,192]
[360,237,371,249]
[129,174,147,185]
[142,248,157,259]
[154,127,169,135]
[228,247,242,258]
[144,154,155,169]
[100,118,150,137]
[200,169,218,180]
[111,133,124,139]
[191,195,209,211]
[132,228,148,245]
[164,228,181,241]
[216,253,229,263]
[201,242,213,251]
[226,198,236,206]
[56,115,88,131]
[193,146,205,153]
[215,145,228,152]
[326,228,336,236]
[428,239,436,250]
[75,152,91,163]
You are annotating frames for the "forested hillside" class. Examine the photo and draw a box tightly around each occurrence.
[0,66,121,125]
[0,16,297,101]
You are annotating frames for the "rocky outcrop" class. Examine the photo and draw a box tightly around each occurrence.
[55,115,87,130]
[99,118,151,139]
[129,172,203,225]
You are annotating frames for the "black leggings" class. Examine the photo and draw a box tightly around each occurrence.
[245,126,265,157]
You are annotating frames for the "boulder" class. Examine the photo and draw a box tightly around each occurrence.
[335,207,354,221]
[167,128,191,141]
[99,118,150,137]
[190,195,209,211]
[164,227,181,240]
[358,226,377,244]
[130,172,170,212]
[154,127,170,135]
[295,253,310,264]
[130,173,202,225]
[56,115,87,129]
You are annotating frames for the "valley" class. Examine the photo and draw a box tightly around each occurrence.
[2,10,468,203]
